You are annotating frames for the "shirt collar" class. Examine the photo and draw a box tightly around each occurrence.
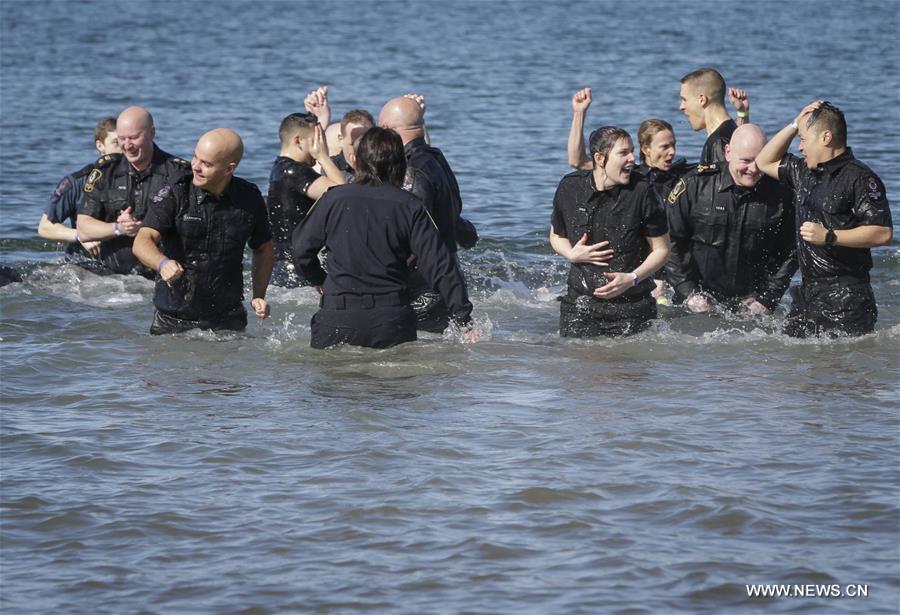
[817,147,854,175]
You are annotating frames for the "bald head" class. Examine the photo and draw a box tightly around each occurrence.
[192,128,243,195]
[726,124,766,187]
[378,97,424,142]
[116,106,156,170]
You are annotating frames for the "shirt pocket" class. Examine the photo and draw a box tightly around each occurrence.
[693,210,728,248]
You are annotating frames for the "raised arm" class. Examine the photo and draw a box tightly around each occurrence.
[728,88,751,126]
[304,85,331,130]
[756,101,823,179]
[568,88,593,170]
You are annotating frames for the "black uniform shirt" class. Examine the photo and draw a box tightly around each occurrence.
[80,146,190,274]
[46,163,93,257]
[551,170,668,300]
[266,156,320,260]
[700,119,737,165]
[143,176,272,320]
[404,137,477,252]
[779,149,893,281]
[292,183,473,325]
[666,163,796,309]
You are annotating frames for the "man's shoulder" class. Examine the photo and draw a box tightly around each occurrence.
[666,164,718,205]
[83,154,125,193]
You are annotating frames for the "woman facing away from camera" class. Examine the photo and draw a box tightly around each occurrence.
[291,127,477,349]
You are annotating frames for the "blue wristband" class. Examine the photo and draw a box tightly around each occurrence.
[158,257,170,272]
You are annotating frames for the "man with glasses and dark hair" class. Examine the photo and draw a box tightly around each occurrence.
[266,111,345,287]
[756,100,893,337]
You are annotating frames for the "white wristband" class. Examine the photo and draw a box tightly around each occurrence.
[789,119,799,130]
[631,272,639,287]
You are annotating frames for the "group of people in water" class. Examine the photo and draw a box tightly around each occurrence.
[34,67,893,348]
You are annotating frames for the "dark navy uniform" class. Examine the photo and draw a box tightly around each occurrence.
[551,170,668,337]
[142,175,272,335]
[700,119,737,165]
[403,137,478,332]
[778,150,893,336]
[45,163,95,262]
[265,156,321,287]
[79,146,190,276]
[665,162,796,311]
[292,183,473,349]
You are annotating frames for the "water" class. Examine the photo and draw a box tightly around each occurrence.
[2,1,899,612]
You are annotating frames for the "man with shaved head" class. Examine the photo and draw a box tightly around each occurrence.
[679,68,751,165]
[378,94,478,332]
[76,106,190,275]
[133,128,274,335]
[665,124,795,314]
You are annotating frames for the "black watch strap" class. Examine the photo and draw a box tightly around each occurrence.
[825,228,837,245]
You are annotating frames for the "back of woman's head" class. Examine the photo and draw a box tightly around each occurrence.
[354,127,407,187]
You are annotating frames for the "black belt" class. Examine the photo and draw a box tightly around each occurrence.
[320,291,408,310]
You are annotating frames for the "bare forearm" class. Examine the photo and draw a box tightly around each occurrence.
[132,229,165,270]
[317,154,346,185]
[756,124,796,179]
[38,215,78,242]
[251,242,274,299]
[834,225,893,248]
[76,214,117,241]
[634,236,669,281]
[549,228,574,259]
[567,110,590,169]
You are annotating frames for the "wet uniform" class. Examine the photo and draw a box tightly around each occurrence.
[45,163,96,263]
[700,119,737,165]
[551,170,668,337]
[634,159,691,283]
[79,147,190,276]
[403,137,478,332]
[142,175,272,335]
[265,156,320,287]
[665,162,796,310]
[292,183,473,349]
[778,149,893,336]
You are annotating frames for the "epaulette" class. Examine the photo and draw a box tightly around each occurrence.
[170,156,191,168]
[696,162,719,175]
[94,153,122,167]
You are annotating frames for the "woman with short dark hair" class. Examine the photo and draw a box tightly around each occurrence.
[292,127,474,349]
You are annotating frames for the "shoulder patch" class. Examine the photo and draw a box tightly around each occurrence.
[84,168,103,193]
[866,176,883,201]
[151,184,172,203]
[667,178,686,204]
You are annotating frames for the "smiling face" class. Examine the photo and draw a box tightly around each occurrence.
[725,124,766,188]
[798,121,827,169]
[191,129,241,196]
[644,129,676,171]
[116,107,155,170]
[596,136,636,187]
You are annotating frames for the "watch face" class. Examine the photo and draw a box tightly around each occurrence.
[826,229,836,245]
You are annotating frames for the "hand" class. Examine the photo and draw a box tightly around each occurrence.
[305,124,328,161]
[464,326,480,343]
[251,297,270,319]
[568,234,613,266]
[116,207,142,237]
[593,271,632,300]
[685,293,711,313]
[80,239,101,257]
[304,85,331,127]
[314,286,324,297]
[159,258,184,283]
[404,93,425,115]
[728,87,749,113]
[799,221,827,245]
[794,100,823,128]
[742,297,769,315]
[572,87,592,113]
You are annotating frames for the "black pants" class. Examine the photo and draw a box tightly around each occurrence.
[311,293,417,349]
[559,294,656,338]
[150,307,247,335]
[784,278,877,338]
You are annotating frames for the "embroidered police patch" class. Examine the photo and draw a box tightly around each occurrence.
[151,184,172,203]
[53,176,71,198]
[867,177,882,201]
[667,178,686,204]
[84,169,103,192]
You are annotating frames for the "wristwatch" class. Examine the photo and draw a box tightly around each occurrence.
[825,228,837,246]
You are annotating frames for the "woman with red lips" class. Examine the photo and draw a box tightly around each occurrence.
[550,127,670,337]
